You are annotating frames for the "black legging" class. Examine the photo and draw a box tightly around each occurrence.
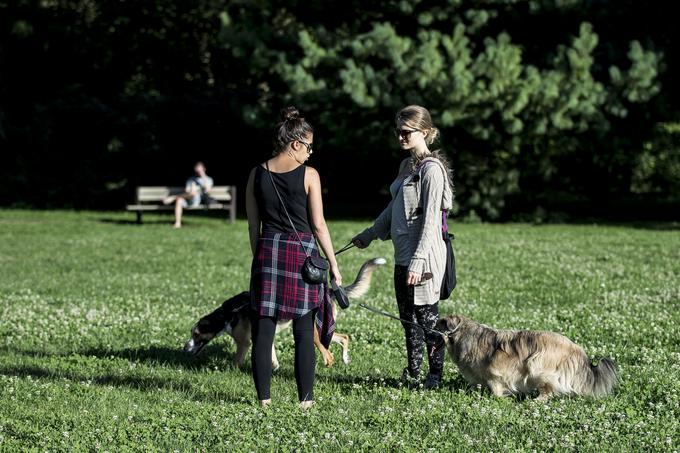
[395,265,445,379]
[251,310,316,401]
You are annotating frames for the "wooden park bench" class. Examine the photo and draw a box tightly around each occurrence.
[126,186,236,224]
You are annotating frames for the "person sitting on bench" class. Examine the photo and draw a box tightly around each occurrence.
[163,161,214,228]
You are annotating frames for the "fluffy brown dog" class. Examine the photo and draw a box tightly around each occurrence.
[436,315,618,400]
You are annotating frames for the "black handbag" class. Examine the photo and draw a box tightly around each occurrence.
[265,163,329,285]
[440,211,457,299]
[301,255,330,285]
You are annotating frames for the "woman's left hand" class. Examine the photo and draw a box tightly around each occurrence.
[406,271,422,286]
[331,265,343,286]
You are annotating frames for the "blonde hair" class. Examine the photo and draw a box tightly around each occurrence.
[396,105,453,190]
[396,105,440,146]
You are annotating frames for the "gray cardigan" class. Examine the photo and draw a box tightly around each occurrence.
[360,157,453,305]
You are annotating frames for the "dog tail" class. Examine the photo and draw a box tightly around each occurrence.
[344,258,386,299]
[581,357,618,397]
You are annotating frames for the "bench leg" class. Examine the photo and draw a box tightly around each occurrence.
[229,186,237,224]
[136,211,142,224]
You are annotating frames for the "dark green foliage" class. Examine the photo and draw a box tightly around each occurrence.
[0,0,677,218]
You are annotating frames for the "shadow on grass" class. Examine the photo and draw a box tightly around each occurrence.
[270,368,470,393]
[78,344,238,370]
[75,347,474,394]
[0,363,245,403]
[316,372,406,389]
[623,221,680,231]
[544,220,680,231]
[98,217,174,226]
[1,347,508,399]
[0,344,242,371]
[320,371,535,399]
[99,210,238,226]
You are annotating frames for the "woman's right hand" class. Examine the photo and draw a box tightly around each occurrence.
[352,229,374,249]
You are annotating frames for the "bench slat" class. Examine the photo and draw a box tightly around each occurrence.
[126,204,227,211]
[137,187,181,201]
[136,186,232,202]
[208,187,232,201]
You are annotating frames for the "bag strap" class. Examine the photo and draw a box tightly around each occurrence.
[264,162,311,258]
[418,161,452,240]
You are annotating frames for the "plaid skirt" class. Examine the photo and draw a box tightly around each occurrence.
[250,231,335,347]
[250,233,323,319]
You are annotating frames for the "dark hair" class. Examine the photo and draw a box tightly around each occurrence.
[273,106,313,154]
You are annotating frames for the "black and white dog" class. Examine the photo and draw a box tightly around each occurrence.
[184,258,385,369]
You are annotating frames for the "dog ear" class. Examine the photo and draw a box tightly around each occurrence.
[446,315,462,331]
[435,317,448,331]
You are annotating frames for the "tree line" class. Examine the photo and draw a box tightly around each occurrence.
[1,0,678,220]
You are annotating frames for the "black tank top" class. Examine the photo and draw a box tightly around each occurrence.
[254,164,313,234]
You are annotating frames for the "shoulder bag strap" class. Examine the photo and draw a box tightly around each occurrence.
[265,162,311,257]
[419,160,450,238]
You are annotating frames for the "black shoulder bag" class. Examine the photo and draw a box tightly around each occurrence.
[265,163,329,285]
[440,211,457,299]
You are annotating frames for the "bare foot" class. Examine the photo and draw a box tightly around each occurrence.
[163,196,176,205]
[173,223,182,229]
[260,399,272,407]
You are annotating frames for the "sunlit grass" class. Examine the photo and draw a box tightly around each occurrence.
[0,210,678,450]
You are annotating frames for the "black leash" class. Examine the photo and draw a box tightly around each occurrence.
[334,242,355,256]
[329,241,454,355]
[358,303,449,358]
[357,303,446,338]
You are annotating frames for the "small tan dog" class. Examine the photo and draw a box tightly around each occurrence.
[184,258,386,369]
[436,315,618,400]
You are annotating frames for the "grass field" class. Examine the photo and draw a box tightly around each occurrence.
[0,210,679,451]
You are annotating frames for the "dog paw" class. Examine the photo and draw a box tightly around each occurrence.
[342,350,350,365]
[323,353,335,367]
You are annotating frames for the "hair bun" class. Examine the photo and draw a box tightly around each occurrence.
[426,127,440,145]
[280,106,300,122]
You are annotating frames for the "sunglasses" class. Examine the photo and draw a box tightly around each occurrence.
[296,139,313,155]
[394,128,421,139]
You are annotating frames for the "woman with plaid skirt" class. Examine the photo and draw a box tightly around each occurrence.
[245,106,343,409]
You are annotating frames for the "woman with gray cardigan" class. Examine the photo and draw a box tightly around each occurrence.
[352,105,454,389]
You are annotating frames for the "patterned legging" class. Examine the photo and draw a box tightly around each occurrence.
[394,265,445,379]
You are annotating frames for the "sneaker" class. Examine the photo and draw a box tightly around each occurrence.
[424,372,443,390]
[300,400,315,410]
[400,368,421,389]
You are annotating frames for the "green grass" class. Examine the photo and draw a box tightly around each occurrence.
[1,210,679,451]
